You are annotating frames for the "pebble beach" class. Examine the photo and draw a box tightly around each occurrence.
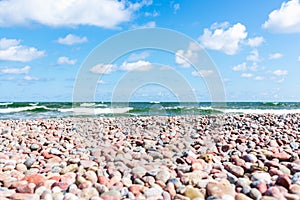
[0,113,300,200]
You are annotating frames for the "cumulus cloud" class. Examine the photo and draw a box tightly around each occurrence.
[191,70,214,77]
[254,76,265,81]
[90,64,117,74]
[199,22,248,55]
[241,73,253,78]
[262,0,300,33]
[0,65,30,74]
[57,34,87,45]
[175,42,201,67]
[246,36,264,47]
[120,60,152,71]
[273,69,288,76]
[269,53,283,60]
[127,52,150,62]
[173,3,180,14]
[57,56,77,65]
[246,49,260,62]
[232,62,258,71]
[132,21,156,29]
[24,75,39,81]
[0,0,152,28]
[0,38,45,62]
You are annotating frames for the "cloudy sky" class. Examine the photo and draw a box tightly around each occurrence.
[0,0,300,102]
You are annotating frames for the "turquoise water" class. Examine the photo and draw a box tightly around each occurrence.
[0,102,300,119]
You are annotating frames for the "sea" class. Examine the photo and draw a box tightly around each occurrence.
[0,102,300,120]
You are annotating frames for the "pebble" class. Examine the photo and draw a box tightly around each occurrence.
[0,115,300,200]
[292,172,300,184]
[184,186,205,199]
[155,169,170,183]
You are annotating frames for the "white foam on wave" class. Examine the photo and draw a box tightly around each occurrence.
[0,106,51,113]
[0,102,13,106]
[221,109,300,114]
[58,107,133,115]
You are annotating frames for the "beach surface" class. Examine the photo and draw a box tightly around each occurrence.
[0,114,300,199]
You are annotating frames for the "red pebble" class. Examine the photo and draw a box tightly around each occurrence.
[98,176,110,186]
[41,151,54,159]
[52,182,69,190]
[276,174,292,189]
[22,174,46,187]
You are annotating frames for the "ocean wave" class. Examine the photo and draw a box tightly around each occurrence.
[220,108,300,114]
[0,105,53,113]
[58,107,133,115]
[0,102,13,106]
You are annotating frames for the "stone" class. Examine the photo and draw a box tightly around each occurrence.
[264,186,285,199]
[225,163,244,177]
[276,174,292,189]
[290,184,300,195]
[155,169,170,183]
[30,144,40,151]
[249,188,262,200]
[206,179,235,198]
[60,164,78,174]
[10,193,39,200]
[80,160,97,168]
[24,158,36,169]
[16,183,36,194]
[100,190,121,199]
[81,187,100,199]
[22,174,46,187]
[15,162,26,171]
[184,186,205,199]
[144,187,163,198]
[235,193,252,200]
[84,171,98,184]
[272,152,291,161]
[251,172,272,184]
[292,172,300,184]
[132,166,147,178]
[243,154,257,163]
[50,148,63,155]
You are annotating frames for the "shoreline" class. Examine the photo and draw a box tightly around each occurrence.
[0,113,300,199]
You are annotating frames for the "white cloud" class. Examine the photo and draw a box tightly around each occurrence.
[90,64,117,74]
[57,56,77,65]
[269,53,283,60]
[175,42,201,67]
[0,65,30,74]
[127,52,150,62]
[145,11,159,17]
[254,76,265,81]
[273,69,288,76]
[232,62,258,71]
[191,70,214,77]
[241,73,253,78]
[262,0,300,33]
[0,38,45,62]
[132,21,156,29]
[24,75,39,81]
[199,22,248,55]
[247,36,264,47]
[57,34,87,45]
[298,56,300,61]
[173,3,180,14]
[246,49,260,62]
[0,0,152,28]
[120,60,152,71]
[0,38,20,49]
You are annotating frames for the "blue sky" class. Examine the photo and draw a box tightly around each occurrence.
[0,0,300,102]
